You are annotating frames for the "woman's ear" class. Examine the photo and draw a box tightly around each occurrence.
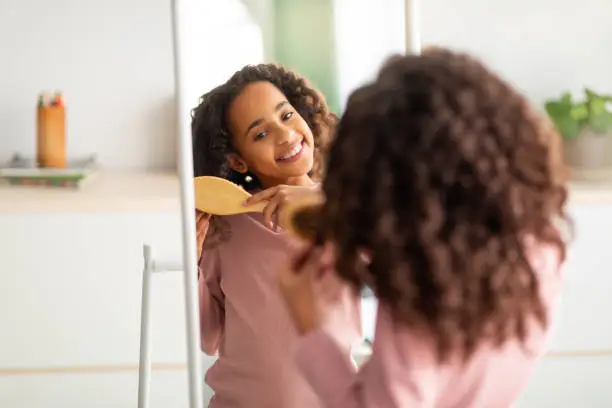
[227,154,248,174]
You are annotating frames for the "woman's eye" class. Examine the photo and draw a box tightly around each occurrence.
[282,111,294,121]
[254,131,266,141]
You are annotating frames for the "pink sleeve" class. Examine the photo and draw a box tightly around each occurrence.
[295,307,439,408]
[198,246,225,355]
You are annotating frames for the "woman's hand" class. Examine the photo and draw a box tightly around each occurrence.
[278,244,338,335]
[195,210,211,260]
[244,184,320,231]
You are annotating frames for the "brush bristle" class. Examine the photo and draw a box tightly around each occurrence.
[290,204,323,243]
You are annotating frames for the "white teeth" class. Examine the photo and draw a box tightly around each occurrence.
[279,142,303,160]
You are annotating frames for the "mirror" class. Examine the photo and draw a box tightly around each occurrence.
[171,1,612,408]
[172,0,412,406]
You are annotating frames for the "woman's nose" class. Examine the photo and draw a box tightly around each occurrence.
[276,124,295,144]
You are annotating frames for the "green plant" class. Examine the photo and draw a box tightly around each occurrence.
[544,88,612,139]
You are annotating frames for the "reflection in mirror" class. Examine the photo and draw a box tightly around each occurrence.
[176,0,406,406]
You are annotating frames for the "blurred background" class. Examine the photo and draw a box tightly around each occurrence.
[1,0,611,407]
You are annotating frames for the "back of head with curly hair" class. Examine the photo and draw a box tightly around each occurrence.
[191,63,336,191]
[318,49,570,362]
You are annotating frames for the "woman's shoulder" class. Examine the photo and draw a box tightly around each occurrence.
[202,213,270,249]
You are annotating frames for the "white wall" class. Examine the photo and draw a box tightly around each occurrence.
[334,0,612,112]
[0,0,176,170]
[333,0,406,112]
[180,0,264,112]
[242,0,276,62]
[424,0,612,104]
[2,0,611,169]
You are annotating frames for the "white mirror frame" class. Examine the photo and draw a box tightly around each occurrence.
[405,0,421,55]
[171,0,204,407]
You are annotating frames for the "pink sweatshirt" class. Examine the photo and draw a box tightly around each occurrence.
[198,213,362,408]
[295,243,564,407]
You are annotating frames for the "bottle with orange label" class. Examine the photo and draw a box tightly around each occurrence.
[36,91,66,168]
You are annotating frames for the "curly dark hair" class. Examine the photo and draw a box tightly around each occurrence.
[318,49,570,362]
[191,63,336,191]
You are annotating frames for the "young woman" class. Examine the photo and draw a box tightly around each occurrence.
[280,49,569,407]
[192,64,362,407]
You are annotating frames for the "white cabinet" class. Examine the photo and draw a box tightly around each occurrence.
[1,175,611,407]
[516,203,612,407]
[0,173,215,407]
[0,210,218,407]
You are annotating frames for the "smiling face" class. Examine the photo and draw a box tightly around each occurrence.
[226,81,315,188]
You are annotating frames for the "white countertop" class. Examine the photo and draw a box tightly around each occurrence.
[0,171,180,213]
[567,181,612,205]
[0,172,611,213]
